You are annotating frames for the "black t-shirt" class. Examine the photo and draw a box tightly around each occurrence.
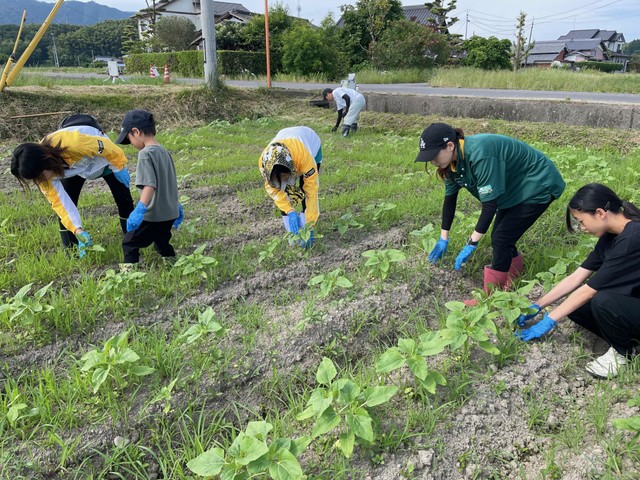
[582,221,640,297]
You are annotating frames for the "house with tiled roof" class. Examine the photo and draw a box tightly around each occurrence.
[133,1,253,40]
[523,41,569,67]
[337,4,440,28]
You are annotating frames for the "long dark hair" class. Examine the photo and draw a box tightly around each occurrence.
[433,127,465,180]
[566,183,640,232]
[11,139,68,189]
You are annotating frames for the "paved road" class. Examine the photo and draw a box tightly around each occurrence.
[32,71,640,105]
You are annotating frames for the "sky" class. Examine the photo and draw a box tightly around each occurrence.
[47,0,640,42]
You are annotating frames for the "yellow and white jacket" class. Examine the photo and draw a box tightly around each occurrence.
[39,126,128,232]
[259,137,320,223]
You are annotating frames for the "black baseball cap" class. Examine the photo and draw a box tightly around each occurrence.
[322,88,333,99]
[414,122,456,163]
[116,109,155,144]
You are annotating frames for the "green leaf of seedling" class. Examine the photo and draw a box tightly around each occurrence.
[268,449,303,480]
[308,274,325,286]
[312,406,340,437]
[336,430,355,458]
[245,421,273,441]
[612,416,640,432]
[232,433,269,466]
[187,447,226,476]
[418,331,451,356]
[129,365,155,376]
[478,341,500,355]
[289,435,312,457]
[116,348,140,364]
[362,385,398,407]
[375,347,405,373]
[91,367,110,392]
[334,276,353,288]
[347,409,374,442]
[316,357,337,385]
[407,355,429,381]
[397,338,417,354]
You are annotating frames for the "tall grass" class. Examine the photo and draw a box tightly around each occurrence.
[429,66,640,93]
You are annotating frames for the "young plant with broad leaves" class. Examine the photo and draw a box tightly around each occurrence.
[308,268,353,298]
[259,237,281,264]
[440,302,501,361]
[612,395,640,441]
[333,213,364,235]
[474,280,539,325]
[376,331,449,394]
[1,383,40,430]
[173,244,218,279]
[177,306,224,344]
[361,249,406,280]
[286,223,318,248]
[296,357,398,458]
[409,223,437,255]
[364,202,396,222]
[98,269,147,303]
[187,420,310,480]
[79,330,155,393]
[0,282,54,330]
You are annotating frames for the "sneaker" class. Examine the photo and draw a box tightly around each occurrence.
[585,346,627,378]
[119,262,137,273]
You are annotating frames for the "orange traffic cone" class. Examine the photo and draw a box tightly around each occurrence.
[163,64,170,84]
[149,64,154,77]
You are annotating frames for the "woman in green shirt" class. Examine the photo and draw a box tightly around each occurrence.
[415,122,566,304]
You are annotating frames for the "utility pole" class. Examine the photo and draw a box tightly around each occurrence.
[200,0,218,88]
[528,18,534,46]
[51,32,59,68]
[265,0,271,89]
[465,11,469,40]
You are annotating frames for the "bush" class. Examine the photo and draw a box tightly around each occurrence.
[125,50,267,77]
[462,36,512,70]
[580,61,624,73]
[370,20,449,70]
[281,25,340,78]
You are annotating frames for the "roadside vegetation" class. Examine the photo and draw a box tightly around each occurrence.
[0,87,638,479]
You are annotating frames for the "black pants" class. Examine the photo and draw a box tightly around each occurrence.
[569,291,640,356]
[490,201,552,271]
[122,220,176,263]
[59,173,134,247]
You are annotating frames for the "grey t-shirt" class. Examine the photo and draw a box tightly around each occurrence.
[135,144,179,222]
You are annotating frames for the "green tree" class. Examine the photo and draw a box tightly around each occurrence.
[512,11,533,72]
[215,22,250,50]
[371,19,449,69]
[462,35,512,70]
[154,16,197,51]
[630,54,640,73]
[281,24,339,78]
[338,0,403,67]
[624,39,640,55]
[424,0,461,52]
[121,22,145,55]
[241,2,300,71]
[55,20,132,66]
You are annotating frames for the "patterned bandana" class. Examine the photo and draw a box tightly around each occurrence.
[261,143,294,186]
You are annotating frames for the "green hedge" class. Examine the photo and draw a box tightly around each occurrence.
[580,61,624,73]
[125,50,267,77]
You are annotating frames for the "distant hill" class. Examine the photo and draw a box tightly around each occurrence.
[0,0,133,26]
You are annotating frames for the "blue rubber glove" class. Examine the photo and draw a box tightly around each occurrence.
[302,230,315,249]
[428,237,449,263]
[173,204,184,229]
[517,303,542,327]
[287,211,301,234]
[516,313,557,341]
[113,168,130,188]
[75,231,92,258]
[454,244,477,270]
[126,201,148,232]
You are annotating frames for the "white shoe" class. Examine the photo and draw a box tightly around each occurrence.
[585,346,627,378]
[119,263,137,273]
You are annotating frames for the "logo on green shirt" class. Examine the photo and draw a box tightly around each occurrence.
[478,185,493,195]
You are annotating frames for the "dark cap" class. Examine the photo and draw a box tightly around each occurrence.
[116,109,155,144]
[322,88,333,99]
[415,122,456,163]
